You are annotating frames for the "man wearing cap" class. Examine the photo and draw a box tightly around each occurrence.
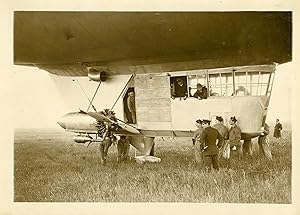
[213,116,229,140]
[273,119,283,142]
[228,116,242,158]
[258,123,272,159]
[117,136,130,162]
[172,78,188,99]
[199,119,224,171]
[213,116,229,158]
[192,119,204,163]
[127,90,136,124]
[193,83,208,100]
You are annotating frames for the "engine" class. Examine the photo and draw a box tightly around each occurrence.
[87,68,108,82]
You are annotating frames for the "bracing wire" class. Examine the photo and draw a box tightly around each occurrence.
[110,75,133,111]
[87,81,101,112]
[75,78,97,112]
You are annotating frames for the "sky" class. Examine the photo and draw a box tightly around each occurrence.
[12,62,294,128]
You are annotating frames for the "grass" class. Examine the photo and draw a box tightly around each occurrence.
[14,128,291,203]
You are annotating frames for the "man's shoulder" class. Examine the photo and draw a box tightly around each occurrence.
[195,127,204,133]
[205,126,217,132]
[230,125,241,132]
[234,125,241,132]
[198,127,204,132]
[213,124,228,130]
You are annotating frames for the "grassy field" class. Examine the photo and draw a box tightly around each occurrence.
[14,128,292,203]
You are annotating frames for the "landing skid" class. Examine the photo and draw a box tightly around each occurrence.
[135,155,161,164]
[128,136,161,163]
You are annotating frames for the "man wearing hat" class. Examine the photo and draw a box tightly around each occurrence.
[228,116,242,158]
[193,83,208,100]
[127,90,136,123]
[192,119,204,163]
[213,116,229,140]
[213,116,229,158]
[171,78,188,99]
[199,119,224,171]
[273,118,283,142]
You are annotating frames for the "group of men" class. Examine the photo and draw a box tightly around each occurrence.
[192,116,241,171]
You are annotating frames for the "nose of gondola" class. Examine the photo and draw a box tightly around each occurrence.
[57,117,66,129]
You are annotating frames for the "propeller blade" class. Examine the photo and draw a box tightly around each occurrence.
[82,110,140,134]
[86,112,115,124]
[117,120,140,134]
[79,109,87,114]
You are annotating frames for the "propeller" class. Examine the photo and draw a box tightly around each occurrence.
[80,109,140,134]
[115,119,140,134]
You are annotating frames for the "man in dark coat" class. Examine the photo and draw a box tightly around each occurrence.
[99,124,114,165]
[213,116,229,158]
[171,78,188,99]
[192,119,204,163]
[213,116,229,140]
[127,91,136,124]
[258,123,272,159]
[273,119,283,139]
[200,119,224,171]
[193,83,208,99]
[228,116,242,158]
[117,136,130,162]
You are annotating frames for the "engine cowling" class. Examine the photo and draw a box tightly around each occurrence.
[87,68,108,82]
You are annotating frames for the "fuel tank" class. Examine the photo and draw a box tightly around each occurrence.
[73,135,93,143]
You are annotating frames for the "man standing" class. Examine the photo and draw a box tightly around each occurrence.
[127,90,136,124]
[192,119,204,164]
[228,116,242,158]
[99,124,114,165]
[273,119,283,140]
[213,116,229,158]
[200,119,224,171]
[213,116,229,140]
[258,123,272,159]
[117,136,130,162]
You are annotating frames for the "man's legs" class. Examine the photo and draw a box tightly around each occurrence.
[100,138,112,165]
[212,154,219,171]
[243,138,253,156]
[194,140,202,164]
[123,137,130,160]
[117,137,130,162]
[203,155,212,171]
[131,111,136,124]
[103,139,112,157]
[236,141,243,159]
[127,112,133,123]
[258,136,272,159]
[117,139,124,162]
[99,143,105,164]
